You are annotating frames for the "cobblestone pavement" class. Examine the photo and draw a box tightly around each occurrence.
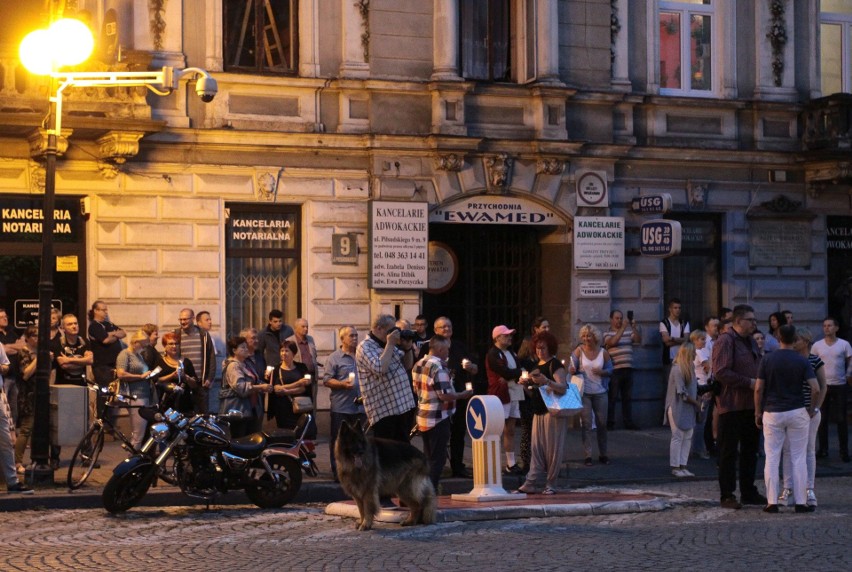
[4,477,851,571]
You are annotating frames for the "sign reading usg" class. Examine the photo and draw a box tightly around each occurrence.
[640,220,682,257]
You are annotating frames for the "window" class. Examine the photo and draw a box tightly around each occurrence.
[821,1,852,95]
[224,0,298,75]
[460,0,511,81]
[659,0,714,94]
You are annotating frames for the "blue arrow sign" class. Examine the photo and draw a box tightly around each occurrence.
[467,397,487,440]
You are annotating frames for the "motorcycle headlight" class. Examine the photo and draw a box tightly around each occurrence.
[149,422,170,441]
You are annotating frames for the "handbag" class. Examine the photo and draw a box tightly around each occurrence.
[291,395,314,414]
[539,383,583,418]
[570,374,585,395]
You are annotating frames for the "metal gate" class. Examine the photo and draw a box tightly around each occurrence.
[423,224,541,365]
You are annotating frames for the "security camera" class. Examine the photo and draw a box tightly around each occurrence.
[195,75,218,103]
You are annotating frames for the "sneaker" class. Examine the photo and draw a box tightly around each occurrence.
[778,488,793,507]
[794,504,815,513]
[720,496,742,510]
[672,468,687,477]
[806,489,817,507]
[679,468,695,477]
[697,451,711,460]
[762,504,779,513]
[7,483,34,495]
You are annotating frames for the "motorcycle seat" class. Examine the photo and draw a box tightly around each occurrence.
[227,433,267,456]
[264,428,297,443]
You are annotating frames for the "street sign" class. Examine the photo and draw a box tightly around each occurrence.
[14,299,63,329]
[631,194,672,214]
[576,170,608,207]
[467,397,488,440]
[640,219,682,258]
[331,233,358,265]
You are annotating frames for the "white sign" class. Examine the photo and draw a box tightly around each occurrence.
[429,195,556,225]
[574,216,625,270]
[576,170,609,207]
[369,201,429,289]
[579,280,610,298]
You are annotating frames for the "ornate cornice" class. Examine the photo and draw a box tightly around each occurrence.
[536,158,564,176]
[97,131,145,179]
[485,153,512,194]
[27,128,70,160]
[434,153,464,172]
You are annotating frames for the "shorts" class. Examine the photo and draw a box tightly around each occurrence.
[503,401,521,419]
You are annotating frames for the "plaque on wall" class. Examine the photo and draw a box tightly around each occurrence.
[748,220,811,267]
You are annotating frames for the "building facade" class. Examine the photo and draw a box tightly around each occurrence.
[1,0,850,424]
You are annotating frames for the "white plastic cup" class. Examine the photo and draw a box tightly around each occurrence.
[465,382,473,391]
[348,372,355,382]
[520,369,529,381]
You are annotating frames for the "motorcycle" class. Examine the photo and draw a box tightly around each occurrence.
[102,409,314,513]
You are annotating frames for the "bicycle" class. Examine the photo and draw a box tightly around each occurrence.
[67,383,143,490]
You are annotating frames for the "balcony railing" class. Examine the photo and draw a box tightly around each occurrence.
[802,93,852,152]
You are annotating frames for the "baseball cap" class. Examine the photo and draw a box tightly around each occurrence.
[492,325,516,339]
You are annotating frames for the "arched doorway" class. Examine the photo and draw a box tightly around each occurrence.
[423,195,571,368]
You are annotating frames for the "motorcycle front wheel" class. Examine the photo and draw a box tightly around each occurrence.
[102,464,157,513]
[244,455,302,509]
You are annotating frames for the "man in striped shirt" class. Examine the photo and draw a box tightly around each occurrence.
[604,310,642,430]
[412,335,473,490]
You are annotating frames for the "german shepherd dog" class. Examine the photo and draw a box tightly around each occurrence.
[335,420,436,531]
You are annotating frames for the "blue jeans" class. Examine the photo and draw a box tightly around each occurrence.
[607,368,634,427]
[581,392,608,457]
[421,417,452,491]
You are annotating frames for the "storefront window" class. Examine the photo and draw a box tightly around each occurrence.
[224,204,300,338]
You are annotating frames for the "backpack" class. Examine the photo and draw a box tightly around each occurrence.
[661,318,673,365]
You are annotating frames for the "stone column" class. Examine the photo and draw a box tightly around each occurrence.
[299,0,321,77]
[535,0,562,84]
[432,0,461,81]
[611,0,631,91]
[339,0,370,78]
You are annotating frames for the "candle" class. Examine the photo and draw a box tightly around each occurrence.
[465,382,473,391]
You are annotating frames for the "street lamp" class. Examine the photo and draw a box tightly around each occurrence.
[19,18,217,483]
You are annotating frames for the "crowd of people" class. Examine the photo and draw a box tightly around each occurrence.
[2,300,848,508]
[660,300,848,514]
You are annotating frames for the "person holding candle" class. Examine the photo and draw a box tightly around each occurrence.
[412,334,474,491]
[268,339,316,438]
[322,326,366,481]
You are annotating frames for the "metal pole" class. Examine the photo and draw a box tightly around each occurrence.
[31,86,59,484]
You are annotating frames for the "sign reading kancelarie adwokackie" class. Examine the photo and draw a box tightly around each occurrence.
[574,216,625,270]
[370,200,429,289]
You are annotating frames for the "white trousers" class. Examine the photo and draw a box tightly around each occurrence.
[667,407,693,467]
[782,410,820,490]
[763,408,809,506]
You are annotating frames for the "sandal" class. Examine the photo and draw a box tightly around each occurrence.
[542,486,556,495]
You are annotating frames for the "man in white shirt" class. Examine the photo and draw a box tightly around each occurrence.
[660,298,690,384]
[811,316,852,462]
